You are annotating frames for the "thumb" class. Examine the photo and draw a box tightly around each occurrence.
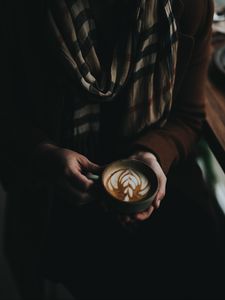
[86,160,102,174]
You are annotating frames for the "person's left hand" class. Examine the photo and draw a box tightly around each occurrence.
[125,150,167,222]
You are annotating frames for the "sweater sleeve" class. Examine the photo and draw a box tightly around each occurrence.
[131,0,214,175]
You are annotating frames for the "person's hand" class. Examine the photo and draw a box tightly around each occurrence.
[127,151,167,222]
[32,143,102,205]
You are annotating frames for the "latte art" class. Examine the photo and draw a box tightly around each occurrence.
[106,168,150,202]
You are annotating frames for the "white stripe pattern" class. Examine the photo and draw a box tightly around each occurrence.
[48,0,178,144]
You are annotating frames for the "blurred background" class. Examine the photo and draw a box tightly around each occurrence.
[0,0,225,299]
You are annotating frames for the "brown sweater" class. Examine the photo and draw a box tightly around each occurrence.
[0,0,214,189]
[134,0,214,174]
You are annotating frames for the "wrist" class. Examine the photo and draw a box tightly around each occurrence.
[31,142,59,168]
[34,142,59,156]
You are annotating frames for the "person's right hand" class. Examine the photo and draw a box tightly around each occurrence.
[32,143,102,205]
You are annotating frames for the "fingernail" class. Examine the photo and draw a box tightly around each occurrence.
[156,200,161,208]
[86,172,99,181]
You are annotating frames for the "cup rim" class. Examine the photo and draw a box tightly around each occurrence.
[101,158,158,205]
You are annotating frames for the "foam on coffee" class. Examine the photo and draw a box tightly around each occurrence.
[105,168,150,202]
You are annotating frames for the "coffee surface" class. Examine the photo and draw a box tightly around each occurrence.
[105,168,150,202]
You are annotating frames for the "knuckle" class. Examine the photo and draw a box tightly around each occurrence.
[77,154,86,163]
[143,153,156,162]
[161,192,166,199]
[147,206,153,213]
[158,191,165,200]
[160,187,166,195]
[159,174,167,185]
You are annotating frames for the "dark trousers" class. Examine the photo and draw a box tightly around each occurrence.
[42,160,225,300]
[3,158,225,299]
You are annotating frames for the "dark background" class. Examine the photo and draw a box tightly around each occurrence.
[0,186,20,300]
[0,1,225,299]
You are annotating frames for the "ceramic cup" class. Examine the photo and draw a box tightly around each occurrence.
[100,159,158,214]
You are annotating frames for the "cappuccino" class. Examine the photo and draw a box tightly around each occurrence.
[105,168,150,202]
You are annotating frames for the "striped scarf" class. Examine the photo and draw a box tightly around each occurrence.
[48,0,178,140]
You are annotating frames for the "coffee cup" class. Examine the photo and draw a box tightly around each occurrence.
[101,159,158,214]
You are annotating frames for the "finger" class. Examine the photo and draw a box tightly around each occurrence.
[85,159,102,174]
[129,154,138,160]
[58,178,93,206]
[153,174,166,209]
[68,170,94,191]
[129,152,157,163]
[129,152,167,209]
[135,206,155,221]
[141,158,166,209]
[153,190,166,209]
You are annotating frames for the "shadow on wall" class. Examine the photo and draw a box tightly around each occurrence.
[0,185,20,300]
